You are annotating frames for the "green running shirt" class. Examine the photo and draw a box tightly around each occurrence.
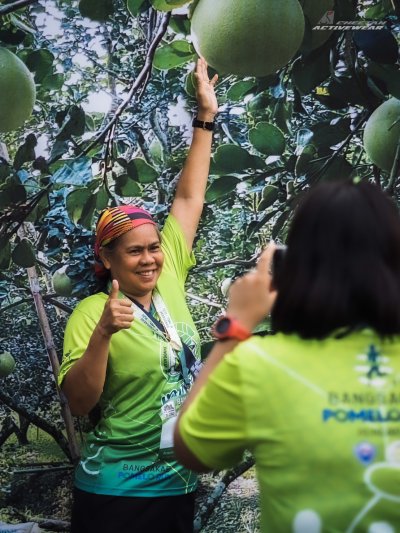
[59,215,199,496]
[179,331,400,532]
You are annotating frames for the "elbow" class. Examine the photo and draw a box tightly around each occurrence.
[61,386,100,417]
[173,421,212,473]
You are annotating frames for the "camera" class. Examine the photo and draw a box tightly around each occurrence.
[271,245,287,289]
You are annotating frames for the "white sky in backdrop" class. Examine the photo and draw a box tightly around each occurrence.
[32,3,194,155]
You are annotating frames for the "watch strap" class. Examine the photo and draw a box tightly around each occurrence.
[192,117,215,131]
[212,315,251,341]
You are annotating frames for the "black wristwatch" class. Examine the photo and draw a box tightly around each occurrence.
[192,117,215,131]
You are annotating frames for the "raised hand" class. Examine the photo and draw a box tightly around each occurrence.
[97,279,134,337]
[226,243,278,331]
[194,57,218,121]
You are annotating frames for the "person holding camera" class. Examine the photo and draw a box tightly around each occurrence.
[58,58,218,533]
[174,180,400,532]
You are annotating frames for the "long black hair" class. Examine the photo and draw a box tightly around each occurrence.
[271,180,400,339]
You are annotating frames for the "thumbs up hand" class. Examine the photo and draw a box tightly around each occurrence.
[97,279,134,337]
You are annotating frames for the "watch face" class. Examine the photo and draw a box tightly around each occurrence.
[216,317,231,334]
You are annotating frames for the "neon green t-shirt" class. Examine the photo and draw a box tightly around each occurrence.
[59,215,200,496]
[179,331,400,532]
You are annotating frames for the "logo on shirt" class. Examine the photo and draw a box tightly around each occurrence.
[354,442,376,465]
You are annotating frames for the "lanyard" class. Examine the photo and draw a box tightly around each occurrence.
[128,289,202,385]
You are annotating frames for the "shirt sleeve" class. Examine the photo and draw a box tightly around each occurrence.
[57,306,99,388]
[178,349,247,470]
[161,214,196,286]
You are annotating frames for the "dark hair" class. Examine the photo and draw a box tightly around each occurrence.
[94,225,162,294]
[271,180,400,339]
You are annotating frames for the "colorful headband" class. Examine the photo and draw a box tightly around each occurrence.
[94,206,156,278]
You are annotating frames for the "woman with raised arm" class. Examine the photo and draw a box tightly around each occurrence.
[58,58,218,533]
[175,180,400,532]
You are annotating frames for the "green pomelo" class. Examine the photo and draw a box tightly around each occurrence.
[0,47,36,133]
[363,98,400,172]
[0,352,16,378]
[52,270,73,297]
[151,0,190,11]
[300,0,334,50]
[191,0,305,77]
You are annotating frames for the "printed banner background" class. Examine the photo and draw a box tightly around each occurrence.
[0,1,399,531]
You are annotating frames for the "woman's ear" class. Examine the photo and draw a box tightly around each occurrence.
[98,247,111,270]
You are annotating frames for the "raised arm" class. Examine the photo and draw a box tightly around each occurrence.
[170,57,218,251]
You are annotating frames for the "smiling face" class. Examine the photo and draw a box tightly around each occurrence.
[100,224,164,304]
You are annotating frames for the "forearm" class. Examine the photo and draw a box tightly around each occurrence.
[62,325,111,416]
[174,124,214,202]
[178,339,238,417]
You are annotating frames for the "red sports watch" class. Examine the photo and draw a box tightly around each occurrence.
[212,315,251,341]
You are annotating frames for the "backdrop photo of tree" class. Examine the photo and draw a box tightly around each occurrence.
[0,0,399,531]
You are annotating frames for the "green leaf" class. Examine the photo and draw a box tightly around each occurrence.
[12,238,35,268]
[52,157,92,186]
[25,48,54,83]
[153,40,195,70]
[79,0,114,21]
[249,122,286,156]
[364,0,393,19]
[0,237,11,269]
[115,174,142,197]
[13,133,37,170]
[272,100,292,135]
[212,145,254,174]
[127,158,158,183]
[41,73,65,91]
[310,119,351,150]
[318,156,354,182]
[291,45,330,95]
[169,15,190,35]
[258,185,279,211]
[206,176,240,202]
[246,92,271,113]
[66,188,96,229]
[96,186,109,210]
[56,106,86,140]
[227,80,257,102]
[127,0,147,16]
[295,144,318,177]
[367,62,400,100]
[272,210,290,240]
[185,71,196,97]
[0,181,27,209]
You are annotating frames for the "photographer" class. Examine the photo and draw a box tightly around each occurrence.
[174,180,400,532]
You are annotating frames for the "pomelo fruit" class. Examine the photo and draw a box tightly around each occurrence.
[52,269,73,297]
[299,0,334,50]
[0,351,16,378]
[0,47,36,133]
[363,98,400,172]
[190,0,305,77]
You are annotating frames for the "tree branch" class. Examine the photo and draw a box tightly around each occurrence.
[0,390,72,460]
[80,12,171,156]
[0,0,38,16]
[193,253,259,273]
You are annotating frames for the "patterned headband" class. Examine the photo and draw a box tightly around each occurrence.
[94,205,156,278]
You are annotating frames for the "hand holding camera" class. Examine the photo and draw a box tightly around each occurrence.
[226,243,280,332]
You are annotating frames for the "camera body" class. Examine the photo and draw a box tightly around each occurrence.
[271,245,287,289]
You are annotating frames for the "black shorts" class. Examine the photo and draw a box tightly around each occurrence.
[70,487,195,533]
